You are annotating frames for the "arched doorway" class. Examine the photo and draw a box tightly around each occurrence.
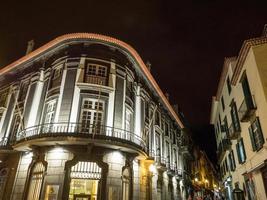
[68,161,102,200]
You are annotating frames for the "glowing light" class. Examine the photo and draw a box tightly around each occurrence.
[149,164,157,174]
[24,151,33,158]
[194,178,199,182]
[111,151,123,162]
[205,179,209,183]
[51,147,64,158]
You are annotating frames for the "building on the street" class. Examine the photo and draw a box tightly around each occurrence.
[210,26,267,200]
[0,33,193,200]
[191,147,220,198]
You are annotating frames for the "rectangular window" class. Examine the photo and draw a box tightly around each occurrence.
[18,81,30,102]
[44,101,57,124]
[223,116,229,137]
[155,133,161,162]
[221,96,225,111]
[228,150,236,171]
[165,122,169,136]
[165,141,170,165]
[227,76,232,94]
[84,64,107,85]
[230,101,241,132]
[50,66,63,88]
[0,88,9,108]
[248,117,265,151]
[125,108,133,133]
[155,111,160,126]
[0,109,4,123]
[80,99,105,134]
[241,73,254,109]
[236,138,246,164]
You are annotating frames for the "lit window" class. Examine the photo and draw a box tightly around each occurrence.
[80,99,105,134]
[69,161,101,200]
[84,64,107,85]
[44,101,57,124]
[249,117,265,151]
[27,162,45,200]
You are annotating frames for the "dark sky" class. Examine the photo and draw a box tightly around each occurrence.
[1,0,267,164]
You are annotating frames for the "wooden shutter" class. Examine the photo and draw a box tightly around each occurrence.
[236,143,241,164]
[255,117,265,147]
[240,138,247,161]
[248,126,256,151]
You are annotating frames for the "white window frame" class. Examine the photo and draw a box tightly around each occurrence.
[80,98,105,134]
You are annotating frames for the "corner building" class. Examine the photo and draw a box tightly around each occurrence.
[210,27,267,200]
[0,33,192,200]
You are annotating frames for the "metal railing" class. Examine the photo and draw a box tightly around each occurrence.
[238,96,256,122]
[15,123,147,151]
[84,75,107,86]
[228,123,240,140]
[0,137,8,147]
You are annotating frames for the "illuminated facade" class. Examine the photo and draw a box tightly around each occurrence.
[210,26,267,200]
[191,148,219,198]
[0,33,193,200]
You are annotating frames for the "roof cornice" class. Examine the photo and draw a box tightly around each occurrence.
[215,57,236,100]
[231,36,267,85]
[0,33,184,128]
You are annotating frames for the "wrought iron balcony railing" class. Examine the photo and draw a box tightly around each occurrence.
[0,137,8,148]
[15,123,147,152]
[84,75,107,86]
[238,96,256,122]
[228,123,240,140]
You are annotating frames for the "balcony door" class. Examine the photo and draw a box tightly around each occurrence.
[80,99,105,135]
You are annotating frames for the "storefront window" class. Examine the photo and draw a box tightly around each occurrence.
[69,161,102,200]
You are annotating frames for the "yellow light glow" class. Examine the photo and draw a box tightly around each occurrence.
[194,178,198,182]
[205,179,208,183]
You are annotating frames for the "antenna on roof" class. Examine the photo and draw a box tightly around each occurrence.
[26,40,35,55]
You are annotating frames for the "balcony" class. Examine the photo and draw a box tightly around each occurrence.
[14,123,147,154]
[238,96,256,122]
[222,138,231,150]
[217,138,231,162]
[228,123,240,140]
[180,145,194,160]
[84,75,107,86]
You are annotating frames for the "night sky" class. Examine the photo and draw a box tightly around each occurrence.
[1,0,267,164]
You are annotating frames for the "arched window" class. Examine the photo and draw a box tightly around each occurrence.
[122,167,131,200]
[27,162,45,200]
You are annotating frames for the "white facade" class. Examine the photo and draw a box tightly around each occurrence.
[0,33,193,200]
[210,35,267,200]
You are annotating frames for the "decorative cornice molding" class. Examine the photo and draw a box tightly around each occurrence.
[215,57,236,100]
[0,33,184,128]
[231,36,267,85]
